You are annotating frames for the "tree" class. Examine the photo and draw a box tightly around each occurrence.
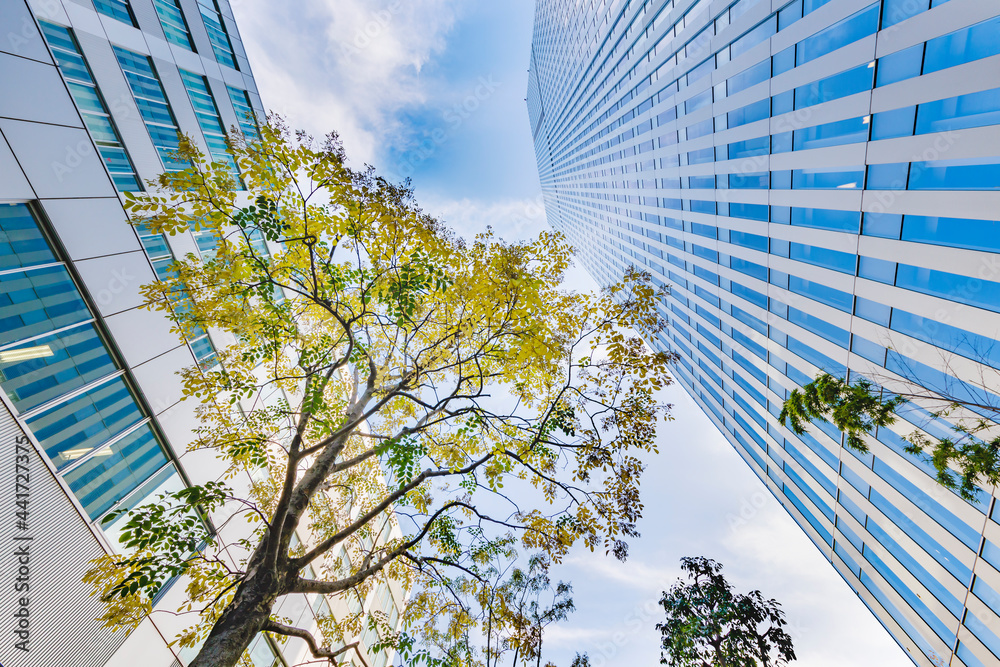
[84,118,675,667]
[780,373,1000,501]
[657,557,795,667]
[482,554,575,667]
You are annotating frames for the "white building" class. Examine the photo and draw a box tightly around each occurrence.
[528,1,1000,665]
[0,1,402,665]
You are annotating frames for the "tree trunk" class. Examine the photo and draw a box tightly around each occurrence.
[188,559,285,667]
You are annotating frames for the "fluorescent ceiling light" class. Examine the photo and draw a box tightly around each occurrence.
[61,446,113,462]
[0,345,54,363]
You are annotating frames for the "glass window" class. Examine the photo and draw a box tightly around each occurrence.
[730,303,766,334]
[876,44,923,87]
[728,98,769,128]
[733,328,767,362]
[784,440,836,496]
[795,3,878,65]
[684,88,712,114]
[179,70,240,179]
[871,106,916,140]
[886,351,1000,422]
[0,266,91,347]
[197,0,239,69]
[26,376,144,469]
[860,572,938,657]
[793,116,869,150]
[731,17,776,59]
[788,306,850,347]
[873,457,980,550]
[788,275,853,312]
[866,162,908,190]
[897,263,1000,313]
[729,171,768,189]
[39,22,141,191]
[726,59,770,97]
[857,256,896,284]
[787,336,846,376]
[901,215,1000,253]
[153,0,194,50]
[882,0,930,28]
[729,202,768,221]
[67,428,172,522]
[0,323,116,412]
[915,87,1000,134]
[732,282,767,309]
[771,130,792,153]
[92,0,135,25]
[908,159,1000,191]
[854,296,890,326]
[684,118,714,141]
[850,334,885,364]
[923,16,1000,75]
[0,204,56,270]
[790,207,860,233]
[868,487,972,585]
[862,546,957,645]
[227,85,260,141]
[789,243,856,274]
[727,135,769,158]
[792,167,864,189]
[772,45,795,75]
[965,610,1000,661]
[796,63,873,109]
[729,230,768,252]
[113,46,186,171]
[784,481,833,545]
[891,308,1000,371]
[730,257,767,281]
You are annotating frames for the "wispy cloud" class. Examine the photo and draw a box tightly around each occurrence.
[562,553,675,593]
[233,0,462,165]
[419,194,547,241]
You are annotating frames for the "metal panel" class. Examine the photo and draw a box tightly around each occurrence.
[0,402,127,667]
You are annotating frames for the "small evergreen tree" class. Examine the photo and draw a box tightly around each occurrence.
[657,557,795,667]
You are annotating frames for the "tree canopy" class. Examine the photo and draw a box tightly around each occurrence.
[84,119,675,667]
[657,557,795,667]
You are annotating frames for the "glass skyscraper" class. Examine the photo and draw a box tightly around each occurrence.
[0,2,401,666]
[527,1,1000,665]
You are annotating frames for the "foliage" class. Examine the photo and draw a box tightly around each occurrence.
[482,554,575,667]
[780,374,1000,501]
[85,118,676,667]
[657,557,795,667]
[779,375,902,453]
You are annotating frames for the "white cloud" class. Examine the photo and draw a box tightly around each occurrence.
[417,195,602,293]
[418,194,548,242]
[232,0,462,165]
[561,553,674,593]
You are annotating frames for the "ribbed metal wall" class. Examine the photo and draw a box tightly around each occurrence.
[0,403,127,667]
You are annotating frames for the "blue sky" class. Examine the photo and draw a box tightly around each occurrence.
[233,2,913,665]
